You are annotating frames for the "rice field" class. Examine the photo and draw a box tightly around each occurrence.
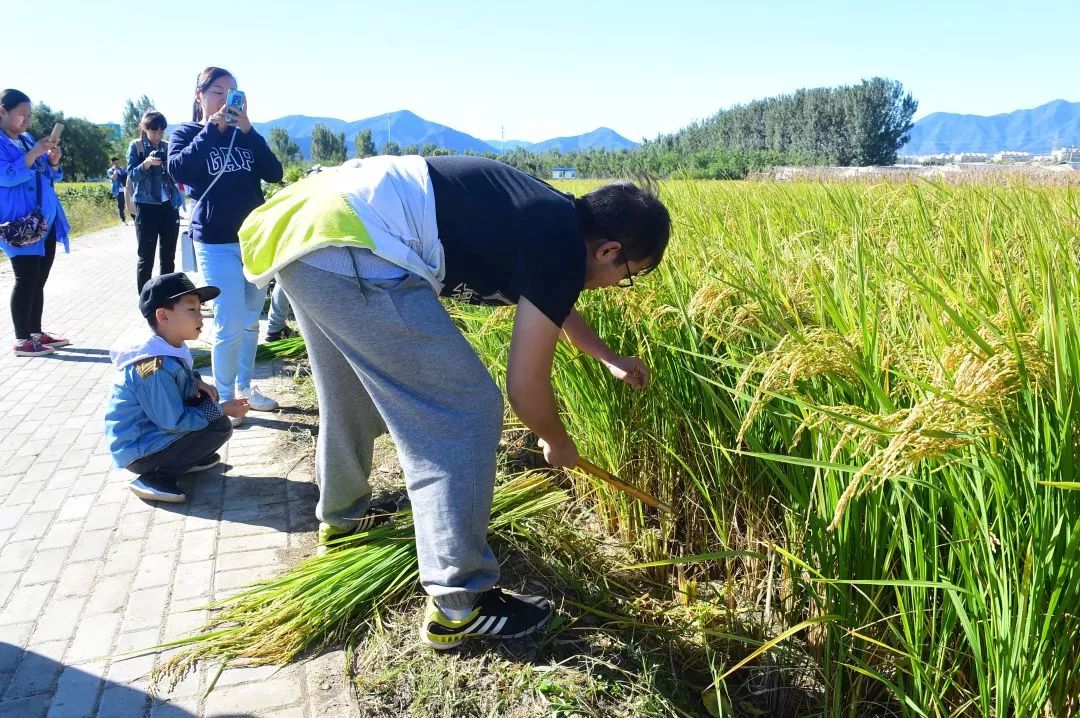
[457,179,1080,716]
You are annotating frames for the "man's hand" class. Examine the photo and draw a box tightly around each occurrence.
[539,436,580,469]
[195,379,218,402]
[221,398,249,419]
[604,355,650,390]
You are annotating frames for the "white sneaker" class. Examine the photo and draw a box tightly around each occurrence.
[229,415,244,428]
[241,387,279,412]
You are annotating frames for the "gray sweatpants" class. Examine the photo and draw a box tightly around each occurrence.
[277,261,503,610]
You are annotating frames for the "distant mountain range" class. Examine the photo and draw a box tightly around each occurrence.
[905,99,1080,155]
[251,110,638,159]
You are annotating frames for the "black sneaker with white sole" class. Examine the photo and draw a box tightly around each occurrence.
[317,495,410,555]
[421,588,553,650]
[183,452,221,474]
[129,472,186,503]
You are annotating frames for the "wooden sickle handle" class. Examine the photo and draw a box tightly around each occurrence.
[575,458,671,514]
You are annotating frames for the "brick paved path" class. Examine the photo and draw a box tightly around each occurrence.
[0,225,354,717]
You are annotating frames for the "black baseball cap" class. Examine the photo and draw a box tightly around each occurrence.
[139,272,220,318]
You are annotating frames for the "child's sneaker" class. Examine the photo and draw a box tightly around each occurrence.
[241,387,279,412]
[130,472,186,503]
[420,588,552,650]
[34,331,69,348]
[183,452,221,473]
[316,495,409,555]
[13,338,54,357]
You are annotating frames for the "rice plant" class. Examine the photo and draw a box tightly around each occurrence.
[459,178,1080,716]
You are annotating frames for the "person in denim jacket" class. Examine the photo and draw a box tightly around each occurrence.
[0,89,72,357]
[127,109,183,295]
[106,157,127,224]
[106,273,249,503]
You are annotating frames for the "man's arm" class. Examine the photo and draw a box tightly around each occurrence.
[561,309,650,390]
[507,298,579,468]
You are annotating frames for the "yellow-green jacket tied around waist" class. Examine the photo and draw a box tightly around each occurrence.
[239,156,446,292]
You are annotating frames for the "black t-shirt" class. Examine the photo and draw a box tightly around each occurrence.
[426,156,586,327]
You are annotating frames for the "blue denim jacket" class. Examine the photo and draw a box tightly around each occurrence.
[0,132,71,258]
[105,334,216,468]
[126,138,182,209]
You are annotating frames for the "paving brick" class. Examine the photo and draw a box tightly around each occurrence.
[96,684,149,718]
[56,450,93,472]
[29,596,85,645]
[0,624,32,672]
[68,529,112,563]
[37,521,82,552]
[3,481,44,507]
[0,457,35,478]
[82,501,122,532]
[45,469,81,492]
[100,541,141,578]
[143,522,183,555]
[131,553,177,591]
[45,662,103,718]
[0,693,51,718]
[149,696,199,717]
[0,540,41,575]
[120,587,169,633]
[13,440,49,459]
[20,548,69,586]
[215,548,283,573]
[28,489,68,516]
[80,455,113,476]
[116,512,151,543]
[68,473,108,499]
[0,582,51,626]
[54,561,102,599]
[108,629,158,688]
[21,463,58,485]
[177,530,214,565]
[66,611,120,665]
[170,559,212,603]
[10,513,54,543]
[2,640,65,699]
[202,676,302,715]
[82,574,132,618]
[215,531,287,555]
[0,507,25,533]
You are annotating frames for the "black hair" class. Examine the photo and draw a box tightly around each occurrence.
[146,298,179,330]
[575,176,671,271]
[0,89,30,111]
[192,67,235,122]
[110,157,120,162]
[140,110,167,132]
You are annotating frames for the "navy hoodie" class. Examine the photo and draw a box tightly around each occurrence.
[168,123,283,244]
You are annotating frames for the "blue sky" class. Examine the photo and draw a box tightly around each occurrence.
[16,0,1080,142]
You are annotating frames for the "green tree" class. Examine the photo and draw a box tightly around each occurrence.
[29,104,111,180]
[354,129,376,158]
[419,143,438,156]
[268,127,302,164]
[380,141,401,156]
[122,95,157,140]
[310,124,347,165]
[402,143,420,156]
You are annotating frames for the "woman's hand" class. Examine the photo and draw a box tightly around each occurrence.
[47,144,61,168]
[224,103,252,134]
[143,154,163,170]
[604,355,650,390]
[207,108,231,132]
[539,436,581,469]
[24,137,55,166]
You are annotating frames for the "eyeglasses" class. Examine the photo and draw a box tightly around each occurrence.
[617,256,635,289]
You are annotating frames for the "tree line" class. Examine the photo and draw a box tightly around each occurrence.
[27,77,916,182]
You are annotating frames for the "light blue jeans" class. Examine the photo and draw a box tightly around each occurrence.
[194,241,262,401]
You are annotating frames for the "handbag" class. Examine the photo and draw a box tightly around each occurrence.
[0,170,48,248]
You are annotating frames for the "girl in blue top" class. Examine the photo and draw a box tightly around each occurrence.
[0,89,72,357]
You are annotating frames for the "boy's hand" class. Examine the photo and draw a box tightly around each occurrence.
[195,379,219,403]
[539,436,580,469]
[221,398,250,419]
[604,355,650,390]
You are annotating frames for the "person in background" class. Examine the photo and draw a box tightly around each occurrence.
[127,110,183,294]
[0,88,71,357]
[265,282,295,342]
[168,67,284,424]
[107,157,128,225]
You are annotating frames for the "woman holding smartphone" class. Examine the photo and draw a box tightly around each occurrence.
[0,89,71,357]
[168,67,284,423]
[127,110,182,294]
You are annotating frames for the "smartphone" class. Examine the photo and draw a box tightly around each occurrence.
[49,122,65,142]
[225,89,245,111]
